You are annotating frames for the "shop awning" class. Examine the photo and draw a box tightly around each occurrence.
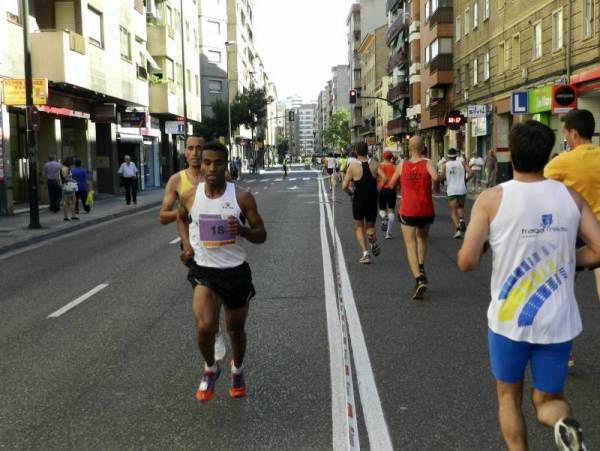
[141,47,160,70]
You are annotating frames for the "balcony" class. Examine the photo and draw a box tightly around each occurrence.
[31,30,89,89]
[429,4,453,26]
[387,117,409,135]
[429,54,453,73]
[428,101,450,119]
[147,24,177,58]
[387,82,409,103]
[387,12,410,45]
[359,124,375,136]
[387,49,408,74]
[149,82,182,115]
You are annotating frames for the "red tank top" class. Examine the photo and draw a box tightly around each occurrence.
[399,159,434,217]
[379,162,396,189]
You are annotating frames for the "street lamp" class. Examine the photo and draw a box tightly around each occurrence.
[225,41,236,158]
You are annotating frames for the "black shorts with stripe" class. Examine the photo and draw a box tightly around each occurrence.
[187,261,256,309]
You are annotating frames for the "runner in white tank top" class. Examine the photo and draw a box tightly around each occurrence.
[441,148,472,238]
[457,120,600,451]
[177,142,266,403]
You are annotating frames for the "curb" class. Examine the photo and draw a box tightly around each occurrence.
[0,201,161,256]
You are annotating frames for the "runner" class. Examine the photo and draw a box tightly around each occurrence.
[159,136,226,361]
[389,136,439,299]
[377,150,397,239]
[440,148,473,238]
[342,142,385,264]
[177,141,267,402]
[324,152,337,190]
[458,120,600,450]
[283,155,288,177]
[338,153,348,183]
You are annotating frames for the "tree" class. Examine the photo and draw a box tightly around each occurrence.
[234,86,273,151]
[199,98,242,142]
[323,108,351,153]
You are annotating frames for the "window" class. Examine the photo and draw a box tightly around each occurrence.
[583,0,594,38]
[532,21,542,59]
[176,63,183,86]
[465,63,470,86]
[464,8,470,35]
[6,0,20,24]
[456,16,461,41]
[425,0,431,20]
[88,7,104,47]
[208,50,221,63]
[120,26,131,60]
[456,67,461,92]
[186,69,191,91]
[473,57,478,85]
[552,9,563,50]
[185,21,190,41]
[484,52,490,80]
[498,42,505,73]
[209,80,223,94]
[484,0,490,20]
[166,5,174,37]
[207,20,221,34]
[473,1,478,29]
[512,34,520,69]
[504,39,510,69]
[166,58,174,81]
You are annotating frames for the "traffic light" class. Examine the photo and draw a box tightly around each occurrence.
[445,110,465,130]
[349,89,357,104]
[288,110,295,121]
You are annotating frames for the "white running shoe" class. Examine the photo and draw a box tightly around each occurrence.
[554,417,587,450]
[385,232,392,240]
[453,230,462,239]
[214,330,227,361]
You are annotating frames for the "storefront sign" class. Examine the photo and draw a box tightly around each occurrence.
[527,85,552,114]
[1,79,48,105]
[467,104,487,118]
[165,120,185,134]
[496,147,510,163]
[37,105,90,119]
[511,92,528,114]
[552,84,577,114]
[120,111,146,128]
[471,117,487,137]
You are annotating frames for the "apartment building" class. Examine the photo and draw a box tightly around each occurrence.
[421,0,453,161]
[297,103,317,156]
[385,0,413,154]
[454,0,600,163]
[0,0,160,214]
[331,65,351,113]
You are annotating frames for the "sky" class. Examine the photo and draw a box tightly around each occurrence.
[253,0,353,103]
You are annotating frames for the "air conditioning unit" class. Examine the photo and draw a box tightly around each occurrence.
[429,88,444,99]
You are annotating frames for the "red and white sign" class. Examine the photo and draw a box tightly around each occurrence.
[37,105,90,119]
[552,84,577,114]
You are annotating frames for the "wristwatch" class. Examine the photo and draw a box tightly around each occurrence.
[239,226,248,238]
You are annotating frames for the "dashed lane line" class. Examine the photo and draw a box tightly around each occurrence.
[170,237,181,244]
[47,283,110,318]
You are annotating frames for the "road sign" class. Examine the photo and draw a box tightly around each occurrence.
[165,120,185,134]
[511,91,528,114]
[552,84,577,114]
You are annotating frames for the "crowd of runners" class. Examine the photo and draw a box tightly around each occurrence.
[154,108,600,451]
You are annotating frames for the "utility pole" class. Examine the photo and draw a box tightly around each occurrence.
[179,0,188,137]
[22,0,40,228]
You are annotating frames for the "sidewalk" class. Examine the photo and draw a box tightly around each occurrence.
[0,188,164,255]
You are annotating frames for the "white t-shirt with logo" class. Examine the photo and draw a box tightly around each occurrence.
[445,159,467,196]
[488,179,582,344]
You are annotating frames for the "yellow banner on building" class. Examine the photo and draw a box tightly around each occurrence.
[1,79,48,105]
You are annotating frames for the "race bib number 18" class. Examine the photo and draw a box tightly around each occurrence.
[198,214,235,248]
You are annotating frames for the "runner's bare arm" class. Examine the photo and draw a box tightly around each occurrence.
[159,174,180,224]
[457,189,498,271]
[389,162,403,188]
[176,191,194,264]
[376,164,387,187]
[463,161,474,180]
[342,165,354,193]
[230,190,267,244]
[427,160,441,183]
[569,189,600,268]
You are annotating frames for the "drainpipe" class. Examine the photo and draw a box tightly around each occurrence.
[566,0,572,79]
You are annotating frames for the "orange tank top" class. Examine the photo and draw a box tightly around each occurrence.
[378,162,396,189]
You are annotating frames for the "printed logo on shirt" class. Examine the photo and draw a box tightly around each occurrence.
[521,213,568,237]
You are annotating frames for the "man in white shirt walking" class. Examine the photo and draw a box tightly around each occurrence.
[458,120,600,451]
[440,148,473,238]
[469,154,484,193]
[118,155,138,205]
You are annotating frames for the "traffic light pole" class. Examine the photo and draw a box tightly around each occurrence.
[357,95,395,106]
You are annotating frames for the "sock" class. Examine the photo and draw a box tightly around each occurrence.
[231,363,243,374]
[363,250,369,256]
[379,210,386,219]
[205,362,217,372]
[386,212,395,234]
[419,264,425,274]
[459,217,464,223]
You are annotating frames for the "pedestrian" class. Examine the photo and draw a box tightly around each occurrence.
[484,149,498,187]
[342,142,385,264]
[377,150,397,239]
[389,136,440,300]
[469,153,484,193]
[71,159,90,214]
[59,156,79,221]
[118,154,138,205]
[43,155,62,213]
[282,155,288,177]
[177,141,267,402]
[440,148,473,238]
[458,119,600,450]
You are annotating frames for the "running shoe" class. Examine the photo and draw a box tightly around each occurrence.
[554,417,587,450]
[214,331,226,361]
[459,219,467,232]
[229,370,246,398]
[412,279,427,300]
[370,240,381,256]
[359,253,371,264]
[385,232,392,240]
[568,353,576,368]
[196,364,221,402]
[381,218,388,232]
[453,229,462,239]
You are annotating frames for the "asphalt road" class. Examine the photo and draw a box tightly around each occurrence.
[1,167,599,450]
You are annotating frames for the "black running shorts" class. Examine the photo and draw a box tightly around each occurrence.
[187,261,256,309]
[327,168,334,175]
[399,215,435,229]
[379,188,397,210]
[353,194,378,223]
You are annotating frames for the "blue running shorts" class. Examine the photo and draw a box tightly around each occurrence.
[487,329,573,394]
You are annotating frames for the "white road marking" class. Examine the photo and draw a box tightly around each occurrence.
[288,178,298,181]
[320,178,394,451]
[260,178,271,183]
[288,186,299,190]
[48,283,110,318]
[274,178,282,182]
[253,191,260,195]
[318,181,352,450]
[245,179,256,183]
[302,177,311,181]
[263,186,268,190]
[170,237,181,244]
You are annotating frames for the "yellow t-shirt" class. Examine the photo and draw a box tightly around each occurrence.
[177,169,195,196]
[544,143,600,218]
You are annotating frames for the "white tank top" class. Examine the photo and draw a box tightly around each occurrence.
[488,180,582,344]
[327,157,337,169]
[189,182,247,268]
[445,159,467,196]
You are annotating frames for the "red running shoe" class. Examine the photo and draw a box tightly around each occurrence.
[229,371,246,398]
[196,364,221,402]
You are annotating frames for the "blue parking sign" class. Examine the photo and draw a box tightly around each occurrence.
[511,92,528,114]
